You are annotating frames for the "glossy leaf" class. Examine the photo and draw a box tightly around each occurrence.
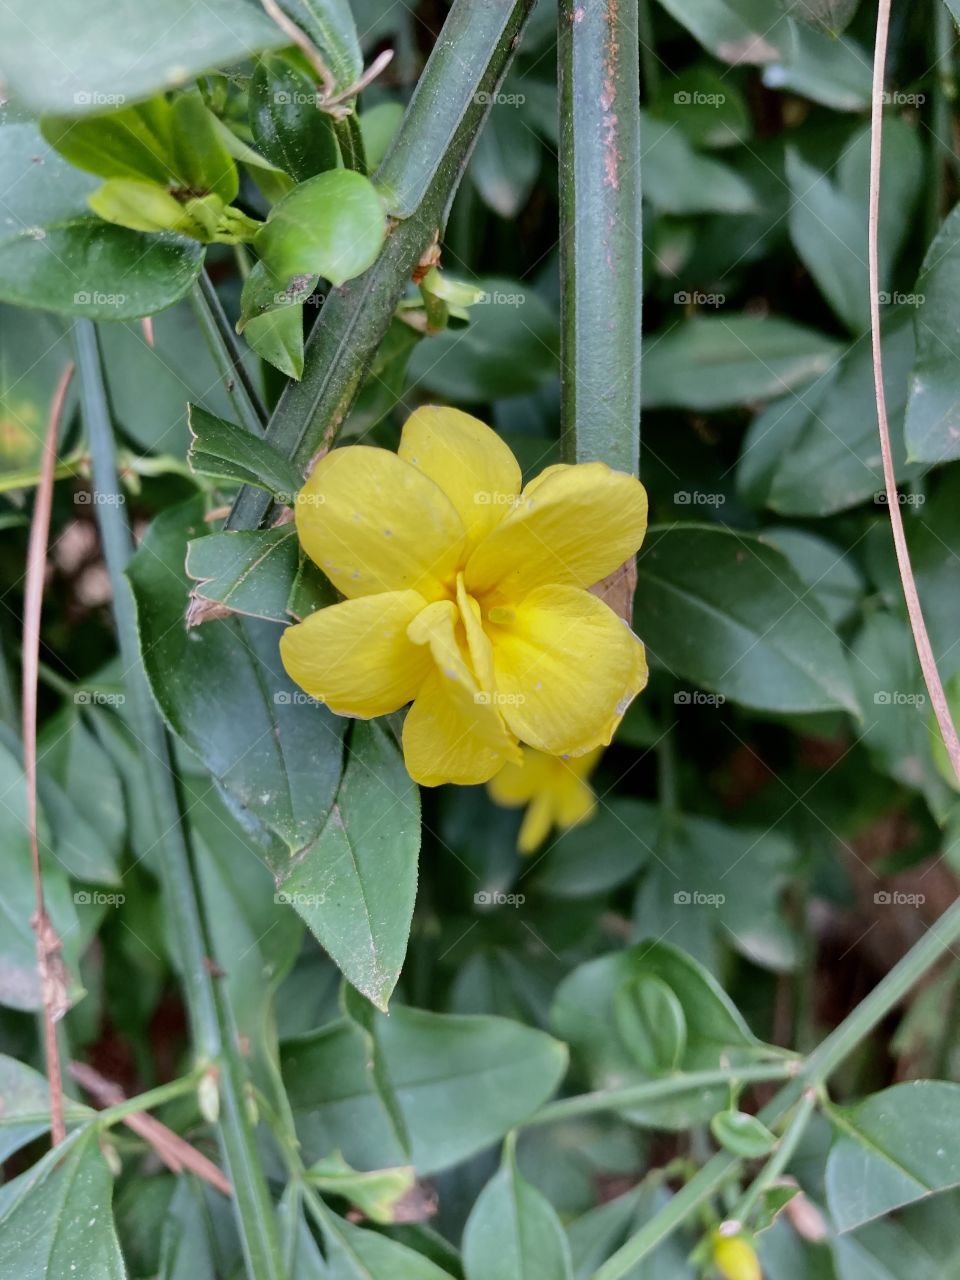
[320,1211,455,1279]
[188,527,306,624]
[825,1083,960,1231]
[255,170,387,288]
[283,1006,568,1175]
[250,54,339,182]
[711,1109,777,1157]
[904,201,960,465]
[281,721,420,1009]
[463,1150,574,1280]
[0,121,203,319]
[245,304,306,380]
[634,524,858,714]
[187,404,302,499]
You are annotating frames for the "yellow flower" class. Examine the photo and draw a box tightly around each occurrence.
[279,407,648,787]
[488,746,602,853]
[712,1232,762,1280]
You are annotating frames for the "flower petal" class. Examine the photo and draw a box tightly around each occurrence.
[279,590,431,718]
[398,405,521,548]
[404,599,520,786]
[552,764,598,829]
[489,584,648,755]
[296,445,465,599]
[465,462,648,599]
[517,792,555,854]
[487,748,551,807]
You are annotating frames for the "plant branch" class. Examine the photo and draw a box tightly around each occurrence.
[23,360,74,1147]
[192,271,268,435]
[74,320,286,1280]
[869,0,960,783]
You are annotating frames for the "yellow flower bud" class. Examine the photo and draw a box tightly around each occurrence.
[712,1232,762,1280]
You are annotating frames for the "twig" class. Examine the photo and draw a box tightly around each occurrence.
[69,1062,232,1196]
[868,0,960,784]
[258,0,336,98]
[22,361,74,1147]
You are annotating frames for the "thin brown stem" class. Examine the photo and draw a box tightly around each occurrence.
[868,0,960,784]
[22,361,74,1147]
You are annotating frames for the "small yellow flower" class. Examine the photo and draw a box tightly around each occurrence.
[712,1232,762,1280]
[279,407,648,787]
[488,746,602,853]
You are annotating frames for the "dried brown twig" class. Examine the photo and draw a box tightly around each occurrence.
[868,0,960,784]
[23,361,74,1145]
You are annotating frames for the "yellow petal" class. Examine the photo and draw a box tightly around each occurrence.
[456,573,495,692]
[489,584,648,755]
[296,445,464,600]
[465,462,648,600]
[487,747,552,807]
[398,406,521,548]
[517,791,555,854]
[552,763,598,829]
[279,590,431,718]
[404,599,520,785]
[403,671,520,786]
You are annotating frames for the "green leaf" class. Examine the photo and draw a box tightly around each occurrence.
[463,1148,574,1280]
[825,1082,960,1231]
[0,121,203,319]
[533,799,657,898]
[158,1177,217,1280]
[0,306,74,483]
[0,0,285,115]
[0,1130,125,1280]
[187,527,311,624]
[471,101,541,218]
[763,22,872,110]
[126,499,345,856]
[305,1151,415,1223]
[187,404,302,499]
[169,91,239,204]
[250,54,340,182]
[641,316,839,410]
[904,201,960,465]
[738,316,921,516]
[551,941,765,1130]
[615,975,687,1073]
[40,99,180,185]
[785,121,922,334]
[642,114,756,214]
[711,1108,777,1157]
[38,712,125,885]
[634,524,858,714]
[255,170,387,288]
[761,529,864,627]
[656,0,791,64]
[280,720,420,1009]
[87,178,204,236]
[276,0,363,96]
[406,278,558,402]
[0,1056,92,1162]
[319,1210,456,1279]
[650,68,750,148]
[376,1,527,216]
[283,1007,568,1175]
[245,304,306,380]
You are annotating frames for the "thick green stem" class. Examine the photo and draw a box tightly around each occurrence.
[593,897,960,1278]
[74,320,285,1280]
[226,0,536,532]
[525,1062,799,1127]
[558,0,642,473]
[192,270,268,435]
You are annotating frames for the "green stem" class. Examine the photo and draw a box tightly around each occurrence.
[729,1088,818,1226]
[558,0,643,473]
[334,113,367,173]
[192,270,268,435]
[637,0,661,101]
[93,1072,204,1130]
[593,896,960,1278]
[525,1062,799,1127]
[74,320,286,1280]
[226,0,537,532]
